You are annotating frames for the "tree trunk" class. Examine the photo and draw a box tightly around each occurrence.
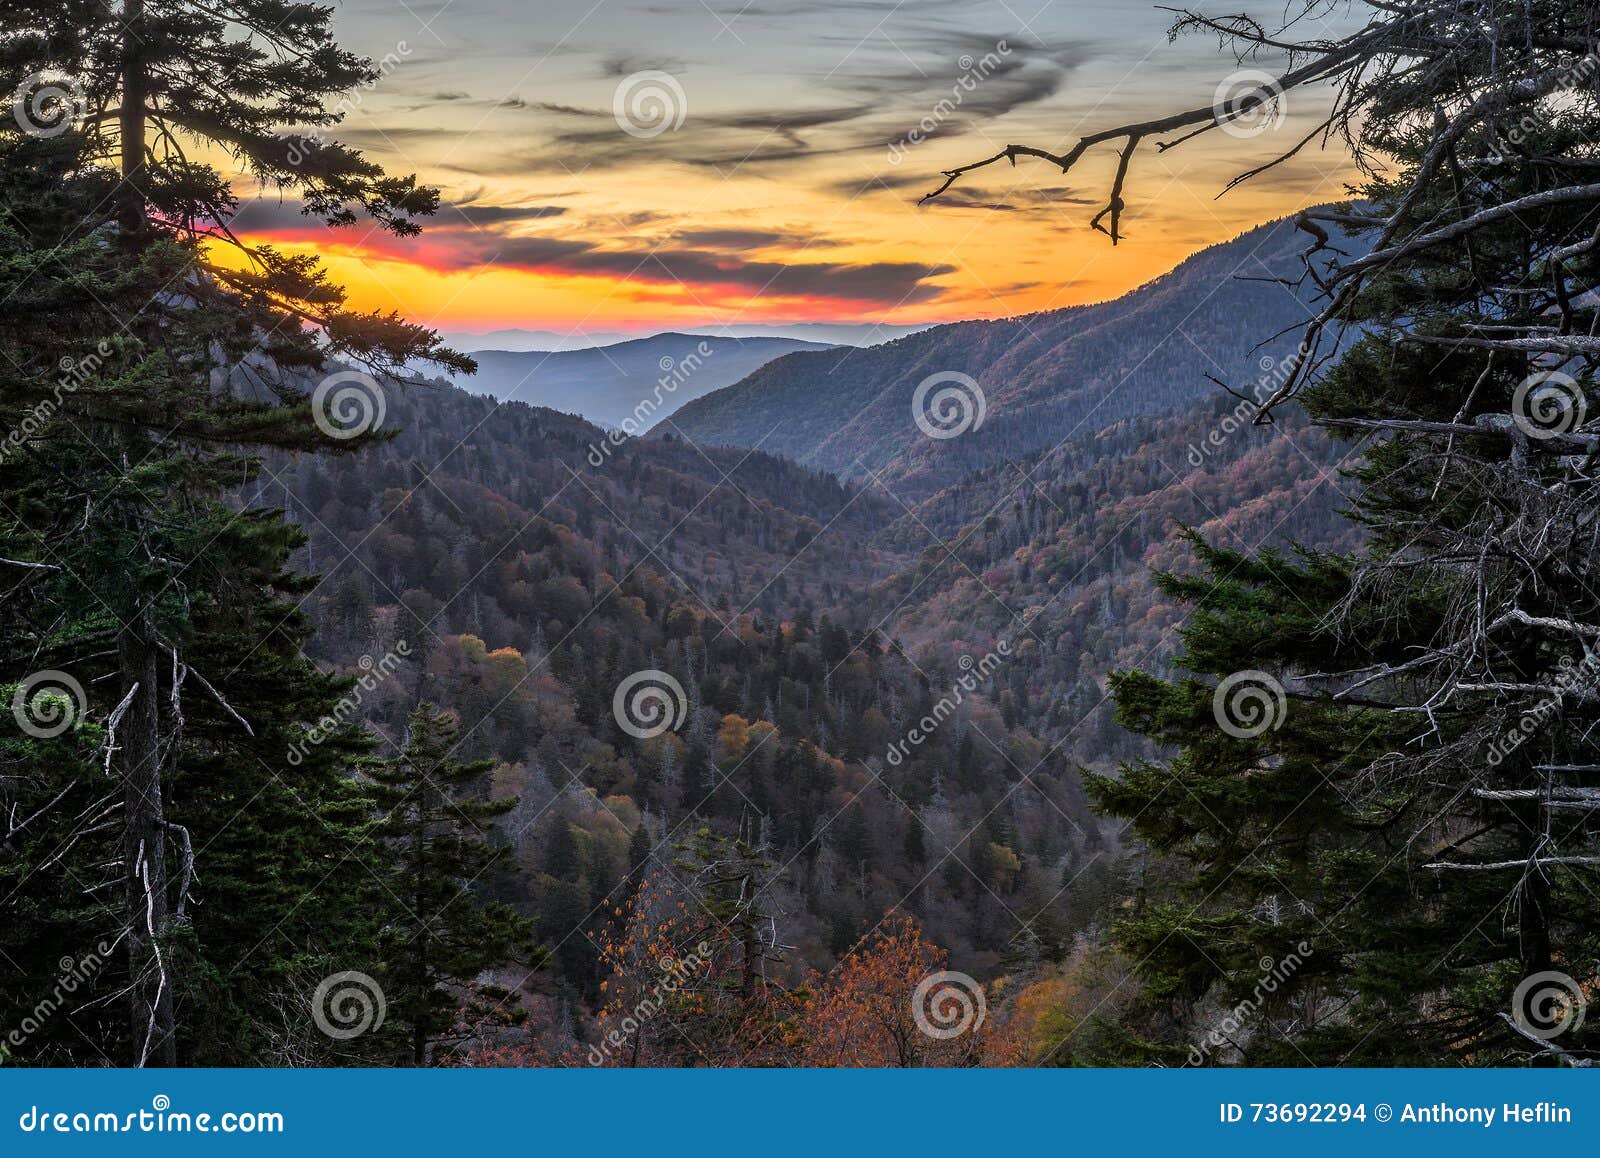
[413,788,429,1067]
[115,0,173,1067]
[1518,793,1554,978]
[118,0,147,237]
[120,619,176,1066]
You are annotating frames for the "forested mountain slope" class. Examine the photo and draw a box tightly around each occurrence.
[261,384,1116,1024]
[450,333,835,429]
[667,215,1340,498]
[251,362,1357,1049]
[865,395,1361,775]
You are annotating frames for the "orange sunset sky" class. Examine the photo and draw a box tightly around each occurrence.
[231,0,1367,341]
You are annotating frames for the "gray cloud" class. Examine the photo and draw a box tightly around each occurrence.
[600,53,687,78]
[922,184,1098,212]
[463,28,1091,179]
[676,0,971,15]
[449,203,570,226]
[460,232,955,303]
[225,195,569,233]
[672,227,847,250]
[227,193,952,304]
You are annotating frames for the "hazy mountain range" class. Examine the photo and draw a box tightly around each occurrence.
[449,333,836,430]
[667,215,1337,499]
[439,321,930,355]
[446,216,1333,461]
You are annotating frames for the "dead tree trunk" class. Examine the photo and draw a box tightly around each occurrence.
[119,615,176,1066]
[114,0,174,1067]
[117,0,146,239]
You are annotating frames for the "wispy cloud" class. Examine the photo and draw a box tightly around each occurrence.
[232,196,953,306]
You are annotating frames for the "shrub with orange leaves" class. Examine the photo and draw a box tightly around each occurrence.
[801,913,1003,1067]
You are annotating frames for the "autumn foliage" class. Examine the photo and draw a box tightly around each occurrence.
[804,913,1006,1066]
[461,894,1029,1067]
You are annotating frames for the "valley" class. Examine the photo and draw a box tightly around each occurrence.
[252,213,1361,1059]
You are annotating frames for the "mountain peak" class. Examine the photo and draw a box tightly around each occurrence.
[667,213,1341,498]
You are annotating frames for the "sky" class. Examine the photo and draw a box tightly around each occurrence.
[231,0,1367,338]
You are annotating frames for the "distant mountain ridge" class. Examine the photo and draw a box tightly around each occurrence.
[449,332,837,430]
[666,215,1347,499]
[439,321,930,354]
[442,328,635,353]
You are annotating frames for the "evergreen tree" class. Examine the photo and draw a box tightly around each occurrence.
[0,419,395,1063]
[367,704,531,1065]
[937,0,1600,1065]
[626,819,653,894]
[1,0,468,1063]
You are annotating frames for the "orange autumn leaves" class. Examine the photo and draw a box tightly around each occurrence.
[556,881,1030,1067]
[463,887,1117,1067]
[802,914,1015,1066]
